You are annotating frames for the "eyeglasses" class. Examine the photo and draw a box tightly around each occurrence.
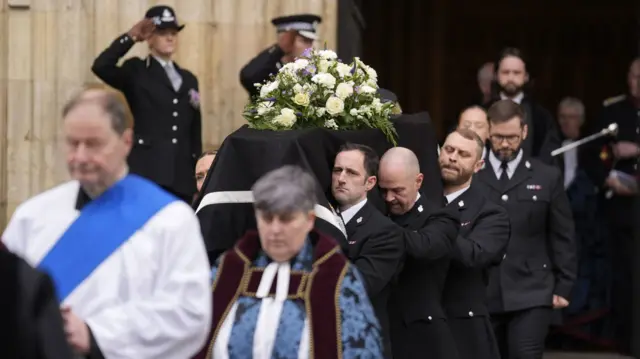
[490,134,520,144]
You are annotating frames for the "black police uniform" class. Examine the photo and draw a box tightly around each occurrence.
[580,94,640,353]
[91,6,202,202]
[474,151,577,359]
[239,14,321,98]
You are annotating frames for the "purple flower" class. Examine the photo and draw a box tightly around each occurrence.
[306,65,317,74]
[266,97,276,102]
[354,86,361,94]
[296,112,303,116]
[350,64,357,75]
[302,47,313,58]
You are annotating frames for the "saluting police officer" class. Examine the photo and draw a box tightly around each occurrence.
[474,100,577,359]
[91,5,202,202]
[239,14,321,97]
[580,57,640,355]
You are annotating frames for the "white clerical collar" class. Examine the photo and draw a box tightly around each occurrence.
[482,147,487,160]
[340,197,367,224]
[445,186,470,204]
[488,149,523,179]
[153,55,174,68]
[500,92,524,104]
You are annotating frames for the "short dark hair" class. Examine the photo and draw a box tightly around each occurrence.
[496,47,528,73]
[338,143,379,178]
[453,128,484,159]
[198,149,218,160]
[487,100,525,127]
[62,84,133,135]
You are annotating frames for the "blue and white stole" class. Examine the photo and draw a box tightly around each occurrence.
[38,174,177,302]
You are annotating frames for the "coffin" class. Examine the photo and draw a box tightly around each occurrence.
[194,112,441,264]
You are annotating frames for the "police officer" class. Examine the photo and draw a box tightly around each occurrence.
[474,99,577,358]
[91,5,202,202]
[239,14,322,97]
[581,57,640,355]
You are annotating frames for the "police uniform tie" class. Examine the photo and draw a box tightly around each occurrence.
[499,161,510,187]
[164,62,183,92]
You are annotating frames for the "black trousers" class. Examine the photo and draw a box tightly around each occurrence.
[491,307,552,359]
[608,223,634,354]
[449,316,500,359]
[390,318,460,359]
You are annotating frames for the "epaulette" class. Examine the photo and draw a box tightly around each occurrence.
[603,94,626,107]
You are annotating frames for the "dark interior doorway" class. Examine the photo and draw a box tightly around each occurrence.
[355,0,638,141]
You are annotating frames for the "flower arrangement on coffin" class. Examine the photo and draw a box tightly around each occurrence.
[242,48,398,145]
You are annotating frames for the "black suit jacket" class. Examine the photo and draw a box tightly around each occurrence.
[92,33,203,197]
[344,201,403,359]
[474,156,577,312]
[0,249,75,359]
[389,196,460,323]
[442,185,510,318]
[239,44,284,97]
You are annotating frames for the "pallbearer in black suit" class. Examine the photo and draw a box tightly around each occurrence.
[378,147,461,359]
[474,100,577,359]
[439,129,510,359]
[331,143,403,359]
[92,5,202,202]
[239,14,321,97]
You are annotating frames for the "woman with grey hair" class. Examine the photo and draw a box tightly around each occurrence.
[193,165,383,359]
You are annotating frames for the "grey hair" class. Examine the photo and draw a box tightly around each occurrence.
[558,97,585,120]
[252,165,318,214]
[62,84,133,135]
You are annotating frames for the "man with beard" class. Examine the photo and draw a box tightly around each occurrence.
[474,100,577,358]
[378,147,461,359]
[484,47,561,166]
[439,129,510,359]
[331,143,403,359]
[580,57,640,355]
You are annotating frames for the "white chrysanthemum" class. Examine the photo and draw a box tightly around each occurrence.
[335,83,354,100]
[326,97,345,116]
[324,119,339,130]
[371,98,383,112]
[257,101,274,115]
[311,73,336,89]
[364,65,377,79]
[359,85,376,94]
[293,84,304,93]
[273,108,297,128]
[260,81,280,98]
[318,50,338,60]
[316,107,326,117]
[317,59,330,73]
[349,108,359,116]
[335,63,352,78]
[293,58,309,70]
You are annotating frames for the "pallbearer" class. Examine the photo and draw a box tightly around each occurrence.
[2,86,212,358]
[239,14,322,97]
[439,129,510,359]
[92,5,202,202]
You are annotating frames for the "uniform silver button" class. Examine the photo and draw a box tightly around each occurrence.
[532,195,537,201]
[172,138,177,144]
[543,264,547,268]
[172,125,178,131]
[173,111,178,117]
[427,316,432,321]
[138,139,144,144]
[469,311,474,317]
[501,194,508,202]
[173,99,178,104]
[636,127,639,134]
[503,254,507,260]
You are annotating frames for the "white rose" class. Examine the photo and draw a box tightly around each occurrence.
[335,63,352,78]
[325,97,345,116]
[293,92,310,107]
[273,108,297,128]
[311,73,336,89]
[293,84,303,93]
[324,119,339,130]
[359,85,376,94]
[260,81,280,98]
[335,83,354,100]
[317,59,330,73]
[293,58,309,70]
[318,50,338,60]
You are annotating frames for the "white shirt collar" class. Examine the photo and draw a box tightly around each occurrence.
[445,186,470,205]
[500,92,524,104]
[488,149,523,179]
[482,147,487,159]
[340,197,367,224]
[153,55,173,68]
[415,192,421,203]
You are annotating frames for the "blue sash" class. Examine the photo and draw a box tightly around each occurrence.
[38,174,177,302]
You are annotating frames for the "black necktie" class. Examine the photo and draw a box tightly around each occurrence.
[499,161,510,187]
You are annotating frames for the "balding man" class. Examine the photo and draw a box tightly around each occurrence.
[379,147,461,359]
[2,85,211,358]
[581,57,640,355]
[458,106,490,158]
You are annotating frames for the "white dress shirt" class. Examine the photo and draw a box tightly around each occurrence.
[488,149,523,180]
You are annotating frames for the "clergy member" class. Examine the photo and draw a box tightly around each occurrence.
[2,85,212,358]
[194,165,382,359]
[378,147,461,359]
